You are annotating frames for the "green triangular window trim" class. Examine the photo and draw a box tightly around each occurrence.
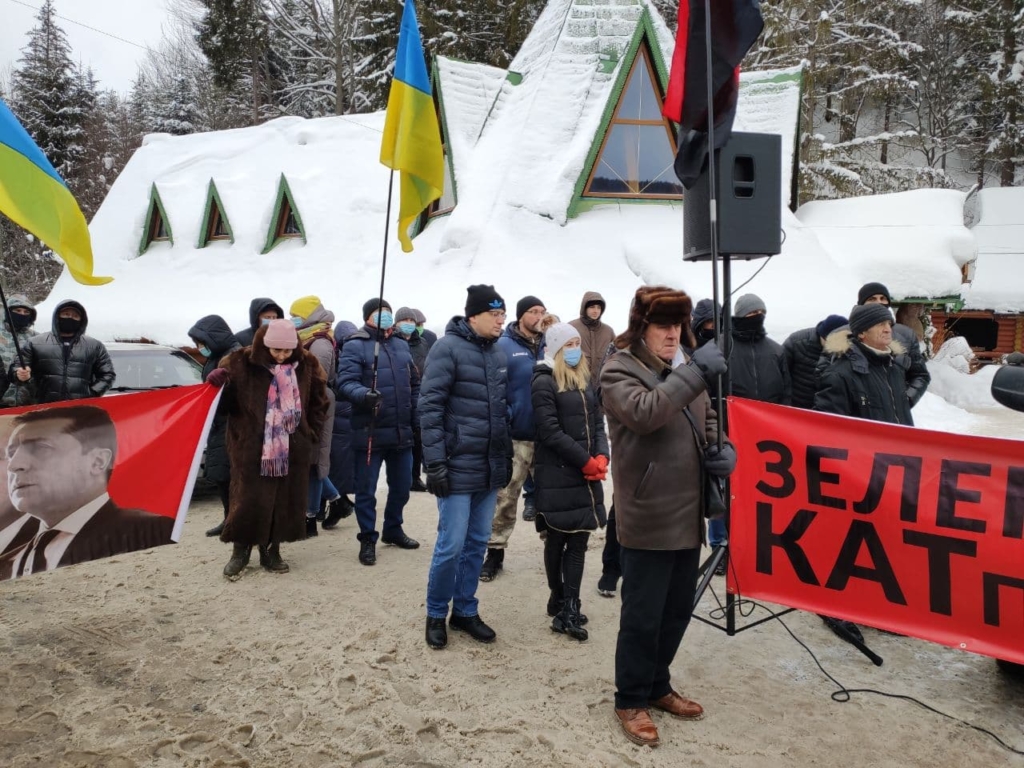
[262,174,307,253]
[138,183,174,255]
[568,10,680,218]
[198,179,235,247]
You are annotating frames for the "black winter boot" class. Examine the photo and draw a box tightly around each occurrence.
[205,520,226,537]
[552,597,588,642]
[479,548,504,582]
[263,543,289,573]
[223,544,251,580]
[547,591,588,625]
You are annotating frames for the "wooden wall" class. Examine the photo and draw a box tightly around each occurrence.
[930,311,1022,361]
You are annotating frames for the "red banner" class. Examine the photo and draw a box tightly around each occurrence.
[0,385,219,580]
[728,397,1024,665]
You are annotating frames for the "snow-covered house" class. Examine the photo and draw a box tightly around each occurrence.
[42,0,970,347]
[931,187,1024,361]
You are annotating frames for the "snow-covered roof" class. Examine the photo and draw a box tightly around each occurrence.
[962,187,1024,312]
[795,190,976,300]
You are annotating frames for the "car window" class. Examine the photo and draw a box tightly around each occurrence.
[109,349,203,390]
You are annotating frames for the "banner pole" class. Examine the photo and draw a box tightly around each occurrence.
[366,170,395,466]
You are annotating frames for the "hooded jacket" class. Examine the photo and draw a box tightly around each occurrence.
[188,315,242,486]
[234,297,284,348]
[496,321,544,441]
[13,300,115,403]
[814,333,913,426]
[419,316,512,493]
[531,364,607,532]
[0,294,37,406]
[569,292,615,382]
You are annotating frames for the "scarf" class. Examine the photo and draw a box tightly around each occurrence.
[261,362,302,477]
[297,321,333,348]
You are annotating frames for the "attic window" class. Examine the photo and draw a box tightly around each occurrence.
[584,44,682,199]
[138,183,174,255]
[198,180,235,247]
[262,174,307,253]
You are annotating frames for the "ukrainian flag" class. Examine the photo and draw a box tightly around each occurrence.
[0,99,111,285]
[379,0,444,253]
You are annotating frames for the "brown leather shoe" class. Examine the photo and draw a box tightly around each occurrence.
[650,690,704,720]
[614,707,660,747]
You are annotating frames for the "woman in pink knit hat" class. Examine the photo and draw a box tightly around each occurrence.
[206,319,330,579]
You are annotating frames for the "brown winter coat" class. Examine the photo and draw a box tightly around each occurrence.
[569,291,616,382]
[600,344,717,550]
[219,325,330,546]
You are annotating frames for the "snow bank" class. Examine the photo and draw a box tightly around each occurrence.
[962,187,1024,312]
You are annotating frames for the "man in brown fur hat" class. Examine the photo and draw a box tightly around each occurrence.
[600,286,734,748]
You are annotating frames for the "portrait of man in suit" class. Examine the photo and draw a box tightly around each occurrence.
[0,405,173,579]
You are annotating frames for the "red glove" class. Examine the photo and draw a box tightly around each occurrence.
[582,457,602,477]
[596,455,609,471]
[207,368,229,388]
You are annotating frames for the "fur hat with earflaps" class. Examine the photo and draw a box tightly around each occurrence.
[615,285,696,351]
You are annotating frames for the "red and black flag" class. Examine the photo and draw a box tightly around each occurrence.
[663,0,764,189]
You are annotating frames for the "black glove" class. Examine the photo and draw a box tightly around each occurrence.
[363,389,383,410]
[425,463,450,498]
[688,342,727,381]
[704,443,737,477]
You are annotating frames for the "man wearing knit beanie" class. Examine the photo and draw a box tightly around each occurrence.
[783,314,847,410]
[727,293,791,405]
[336,296,420,564]
[855,282,930,407]
[483,295,547,580]
[420,285,513,648]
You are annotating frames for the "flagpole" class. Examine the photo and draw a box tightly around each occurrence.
[366,170,396,466]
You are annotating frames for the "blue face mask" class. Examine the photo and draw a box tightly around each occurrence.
[398,321,417,336]
[261,317,274,326]
[198,345,212,358]
[376,311,395,331]
[291,317,304,328]
[563,347,583,367]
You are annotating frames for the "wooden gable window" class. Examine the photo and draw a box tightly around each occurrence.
[262,174,307,253]
[138,183,174,255]
[584,44,682,199]
[198,180,235,247]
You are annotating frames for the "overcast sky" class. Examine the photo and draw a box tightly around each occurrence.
[0,0,173,94]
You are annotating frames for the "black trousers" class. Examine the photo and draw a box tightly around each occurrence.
[217,481,230,519]
[614,546,701,709]
[412,428,424,483]
[544,529,590,600]
[601,505,620,577]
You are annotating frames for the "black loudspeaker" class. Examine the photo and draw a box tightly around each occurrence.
[683,132,782,261]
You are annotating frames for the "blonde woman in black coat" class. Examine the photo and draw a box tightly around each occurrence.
[531,323,608,641]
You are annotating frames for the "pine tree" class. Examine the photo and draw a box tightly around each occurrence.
[196,0,272,121]
[350,0,401,111]
[10,0,87,184]
[153,73,202,135]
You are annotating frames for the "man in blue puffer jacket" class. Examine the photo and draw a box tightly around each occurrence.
[481,295,546,581]
[421,285,513,650]
[337,298,420,566]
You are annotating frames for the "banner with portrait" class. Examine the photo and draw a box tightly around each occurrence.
[0,384,220,580]
[727,397,1024,665]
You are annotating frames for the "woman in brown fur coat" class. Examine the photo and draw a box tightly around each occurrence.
[209,319,329,579]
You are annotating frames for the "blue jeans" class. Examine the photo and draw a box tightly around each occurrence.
[425,490,498,619]
[354,446,413,543]
[707,517,728,548]
[322,476,340,501]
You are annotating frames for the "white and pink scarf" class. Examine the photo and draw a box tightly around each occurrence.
[260,363,302,477]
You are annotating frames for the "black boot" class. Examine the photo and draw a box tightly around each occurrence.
[426,617,447,649]
[206,520,226,537]
[479,548,504,582]
[263,543,289,573]
[552,597,588,642]
[322,497,345,530]
[547,591,588,625]
[338,495,355,519]
[305,517,318,538]
[449,614,496,643]
[223,543,251,580]
[359,539,376,566]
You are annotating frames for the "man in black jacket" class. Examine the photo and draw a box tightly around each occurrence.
[421,285,512,650]
[395,307,430,493]
[783,314,848,410]
[728,294,791,405]
[11,300,115,403]
[856,282,930,407]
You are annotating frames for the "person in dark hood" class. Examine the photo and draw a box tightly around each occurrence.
[234,297,284,348]
[326,320,358,527]
[0,294,38,407]
[690,299,721,350]
[11,300,115,403]
[188,315,242,537]
[569,291,615,384]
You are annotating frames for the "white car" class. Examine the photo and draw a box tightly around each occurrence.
[105,341,204,394]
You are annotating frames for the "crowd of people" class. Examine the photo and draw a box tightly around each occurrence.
[0,279,945,748]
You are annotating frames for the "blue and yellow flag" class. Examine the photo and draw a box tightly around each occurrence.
[379,0,444,253]
[0,99,111,285]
